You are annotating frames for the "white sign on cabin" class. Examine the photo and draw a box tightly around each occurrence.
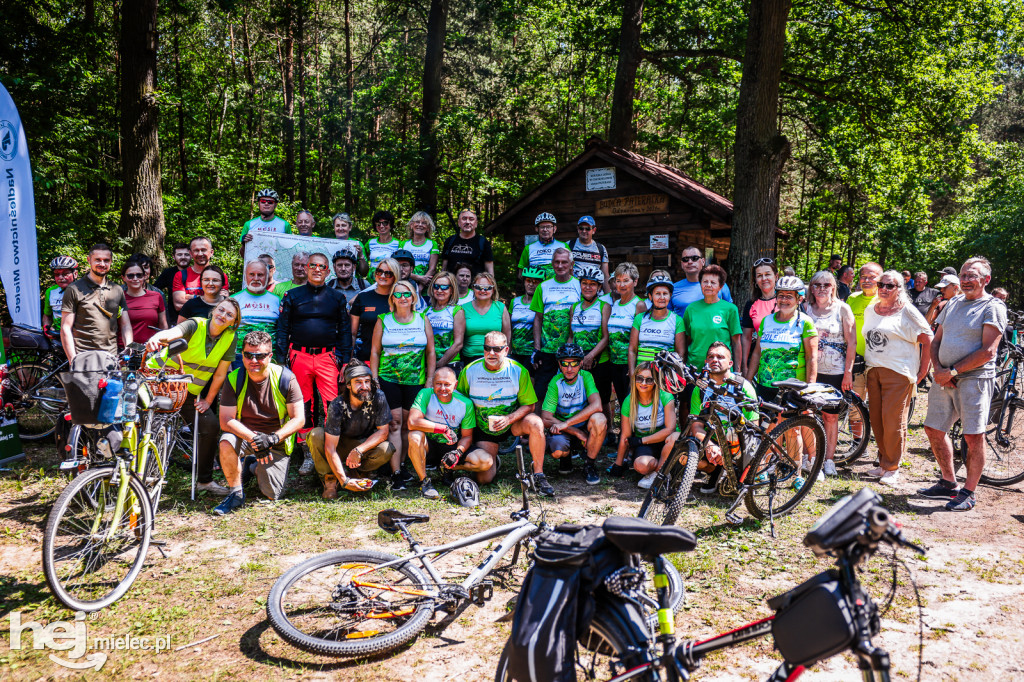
[585,167,617,191]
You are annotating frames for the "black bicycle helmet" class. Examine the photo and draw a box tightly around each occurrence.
[392,249,415,264]
[49,255,78,270]
[451,477,480,508]
[646,272,674,295]
[556,342,586,360]
[256,188,280,201]
[333,248,359,264]
[577,266,605,284]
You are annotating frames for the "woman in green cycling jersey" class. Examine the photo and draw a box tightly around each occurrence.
[608,362,679,489]
[401,211,440,291]
[425,270,465,369]
[628,271,685,375]
[568,266,612,413]
[510,268,545,367]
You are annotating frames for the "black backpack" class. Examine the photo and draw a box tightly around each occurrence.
[500,524,626,682]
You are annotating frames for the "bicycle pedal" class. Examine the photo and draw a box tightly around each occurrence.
[725,512,744,525]
[469,581,494,606]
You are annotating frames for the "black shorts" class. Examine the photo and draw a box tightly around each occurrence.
[472,427,508,444]
[425,439,451,467]
[609,363,630,403]
[379,379,421,411]
[755,383,779,403]
[590,361,613,404]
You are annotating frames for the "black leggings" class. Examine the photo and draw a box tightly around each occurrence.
[181,396,221,485]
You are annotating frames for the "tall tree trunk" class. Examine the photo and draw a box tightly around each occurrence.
[729,0,792,306]
[415,0,449,214]
[119,0,166,264]
[343,0,354,210]
[297,2,308,206]
[173,7,188,197]
[608,0,645,149]
[281,5,296,199]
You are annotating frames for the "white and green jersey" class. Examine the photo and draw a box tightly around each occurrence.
[632,310,684,362]
[240,215,291,241]
[425,304,460,354]
[457,292,474,306]
[510,296,535,356]
[570,298,609,362]
[231,289,282,351]
[542,370,598,421]
[622,390,674,436]
[518,239,567,279]
[457,358,537,436]
[333,238,366,260]
[608,296,643,365]
[401,238,439,275]
[412,388,476,443]
[368,237,402,268]
[530,277,581,353]
[379,312,428,385]
[43,285,66,330]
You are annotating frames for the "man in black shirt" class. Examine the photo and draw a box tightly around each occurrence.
[276,252,352,442]
[909,271,939,319]
[307,361,394,498]
[440,209,494,276]
[155,242,192,321]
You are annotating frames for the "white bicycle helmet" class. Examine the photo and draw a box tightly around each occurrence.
[577,266,605,284]
[451,477,480,508]
[534,212,557,226]
[646,272,674,294]
[776,275,805,293]
[49,255,78,270]
[256,188,280,201]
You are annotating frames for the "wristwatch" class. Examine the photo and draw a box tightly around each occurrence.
[949,366,958,379]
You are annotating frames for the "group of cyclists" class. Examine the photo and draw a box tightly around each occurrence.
[30,188,1010,515]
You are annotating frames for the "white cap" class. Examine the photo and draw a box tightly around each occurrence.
[937,274,960,288]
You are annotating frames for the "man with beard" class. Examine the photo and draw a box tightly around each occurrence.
[231,260,281,368]
[172,236,230,310]
[60,243,134,359]
[154,242,191,320]
[306,360,394,498]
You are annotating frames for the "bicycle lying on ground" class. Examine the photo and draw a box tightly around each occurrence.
[41,340,192,612]
[637,352,828,531]
[497,487,925,681]
[266,445,685,657]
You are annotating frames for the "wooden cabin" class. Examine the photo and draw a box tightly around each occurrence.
[484,137,759,282]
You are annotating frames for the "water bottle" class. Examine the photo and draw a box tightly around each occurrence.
[96,375,123,424]
[123,372,139,421]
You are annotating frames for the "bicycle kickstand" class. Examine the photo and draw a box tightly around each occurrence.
[150,538,169,559]
[724,487,748,525]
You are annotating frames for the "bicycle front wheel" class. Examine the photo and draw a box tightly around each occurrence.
[42,466,153,612]
[745,415,825,519]
[8,361,65,440]
[980,398,1024,486]
[267,550,435,657]
[637,439,698,527]
[832,393,870,466]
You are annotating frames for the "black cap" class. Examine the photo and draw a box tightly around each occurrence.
[830,254,842,261]
[392,249,415,264]
[941,266,957,276]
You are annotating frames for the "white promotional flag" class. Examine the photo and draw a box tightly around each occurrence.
[0,80,41,329]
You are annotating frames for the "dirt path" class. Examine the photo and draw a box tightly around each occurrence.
[2,392,1022,681]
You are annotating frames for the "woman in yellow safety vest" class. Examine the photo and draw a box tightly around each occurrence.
[146,298,241,496]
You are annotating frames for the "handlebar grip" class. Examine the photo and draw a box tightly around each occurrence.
[761,401,785,413]
[867,507,890,540]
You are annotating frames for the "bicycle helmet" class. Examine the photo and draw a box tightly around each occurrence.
[655,350,689,394]
[534,212,557,226]
[776,275,805,293]
[556,342,586,360]
[577,266,605,284]
[256,188,280,201]
[646,272,674,294]
[333,248,359,264]
[49,255,78,271]
[392,249,415,264]
[451,476,480,508]
[521,267,547,281]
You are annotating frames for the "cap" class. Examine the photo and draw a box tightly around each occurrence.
[577,215,596,227]
[937,274,960,288]
[392,249,415,264]
[941,267,957,276]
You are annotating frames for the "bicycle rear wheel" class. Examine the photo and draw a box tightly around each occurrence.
[637,439,698,527]
[745,415,825,519]
[42,466,153,612]
[832,393,870,466]
[8,361,65,440]
[142,429,170,514]
[980,398,1024,486]
[267,550,435,657]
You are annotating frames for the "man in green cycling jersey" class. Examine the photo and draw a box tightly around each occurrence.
[42,255,79,336]
[407,367,476,499]
[541,343,606,485]
[690,342,758,494]
[518,212,566,280]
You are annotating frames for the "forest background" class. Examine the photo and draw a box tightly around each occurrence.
[1,0,1022,309]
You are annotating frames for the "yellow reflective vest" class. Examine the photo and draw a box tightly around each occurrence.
[147,318,236,396]
[225,363,297,456]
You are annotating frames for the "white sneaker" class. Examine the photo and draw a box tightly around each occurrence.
[878,469,900,486]
[801,457,824,481]
[823,460,838,476]
[638,472,657,489]
[865,466,885,478]
[197,480,231,496]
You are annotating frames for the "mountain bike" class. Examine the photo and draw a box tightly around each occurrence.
[266,445,686,657]
[497,487,925,681]
[41,340,191,612]
[2,325,68,440]
[637,352,827,531]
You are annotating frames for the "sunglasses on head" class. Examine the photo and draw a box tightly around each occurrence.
[636,376,655,385]
[680,255,702,263]
[433,283,451,290]
[375,269,395,278]
[754,257,775,267]
[483,344,506,353]
[877,282,899,291]
[242,351,271,360]
[559,359,581,368]
[392,291,414,299]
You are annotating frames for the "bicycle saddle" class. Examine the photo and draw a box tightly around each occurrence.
[772,378,808,391]
[602,517,697,557]
[378,509,430,533]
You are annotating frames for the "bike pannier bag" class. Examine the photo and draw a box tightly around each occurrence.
[9,325,51,352]
[769,571,856,667]
[501,525,621,682]
[59,351,120,425]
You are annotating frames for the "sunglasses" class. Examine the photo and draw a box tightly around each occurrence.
[258,198,276,204]
[124,273,146,280]
[375,270,395,279]
[433,283,451,290]
[636,376,655,385]
[811,283,833,289]
[680,255,702,263]
[308,263,329,270]
[483,344,506,353]
[877,282,899,291]
[242,351,271,360]
[559,359,581,368]
[754,257,775,267]
[473,284,494,292]
[577,225,594,230]
[375,221,390,226]
[392,291,414,299]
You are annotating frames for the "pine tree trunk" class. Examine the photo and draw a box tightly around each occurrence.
[118,0,166,265]
[730,0,792,306]
[343,0,354,210]
[281,5,296,199]
[608,0,645,150]
[415,0,449,214]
